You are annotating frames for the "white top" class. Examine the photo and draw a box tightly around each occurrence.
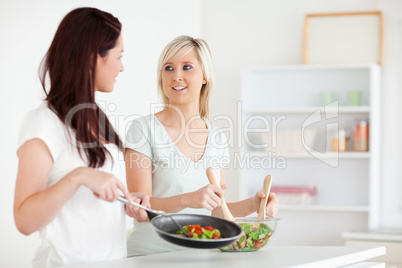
[125,114,230,256]
[17,102,127,268]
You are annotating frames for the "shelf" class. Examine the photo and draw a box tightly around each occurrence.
[243,63,379,72]
[245,151,370,159]
[243,106,370,114]
[342,230,402,242]
[279,204,370,212]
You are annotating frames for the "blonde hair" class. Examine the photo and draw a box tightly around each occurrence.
[157,35,214,119]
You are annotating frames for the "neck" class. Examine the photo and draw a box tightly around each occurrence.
[162,104,205,129]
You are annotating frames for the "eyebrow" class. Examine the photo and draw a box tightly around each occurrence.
[164,61,195,65]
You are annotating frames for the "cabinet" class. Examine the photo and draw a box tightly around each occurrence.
[238,64,381,246]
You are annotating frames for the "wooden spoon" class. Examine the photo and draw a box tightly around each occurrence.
[206,167,236,222]
[257,175,272,220]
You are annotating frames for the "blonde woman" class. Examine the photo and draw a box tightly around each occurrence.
[125,35,278,256]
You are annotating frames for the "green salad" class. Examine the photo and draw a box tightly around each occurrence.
[221,223,274,251]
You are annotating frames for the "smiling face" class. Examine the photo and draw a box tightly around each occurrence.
[95,34,124,92]
[161,49,206,107]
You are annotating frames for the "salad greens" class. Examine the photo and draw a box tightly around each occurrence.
[220,223,274,251]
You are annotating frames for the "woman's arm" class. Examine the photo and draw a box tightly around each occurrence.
[125,149,223,220]
[212,169,279,218]
[226,192,279,217]
[14,139,131,235]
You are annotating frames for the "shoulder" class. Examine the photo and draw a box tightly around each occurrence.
[23,102,60,124]
[208,123,229,144]
[125,114,155,150]
[20,102,64,134]
[17,102,66,159]
[206,122,231,167]
[126,114,154,134]
[207,122,230,159]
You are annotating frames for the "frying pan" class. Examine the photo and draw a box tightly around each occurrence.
[118,197,243,249]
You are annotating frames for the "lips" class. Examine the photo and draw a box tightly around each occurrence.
[172,86,187,91]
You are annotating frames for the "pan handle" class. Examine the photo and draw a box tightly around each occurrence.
[117,196,189,237]
[117,196,164,220]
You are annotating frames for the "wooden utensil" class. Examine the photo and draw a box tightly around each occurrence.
[257,175,272,220]
[206,167,236,222]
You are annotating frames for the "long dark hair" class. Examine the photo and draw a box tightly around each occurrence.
[40,7,124,168]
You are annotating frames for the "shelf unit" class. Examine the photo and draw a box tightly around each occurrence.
[239,64,381,246]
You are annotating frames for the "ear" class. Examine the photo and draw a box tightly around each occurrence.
[203,77,207,84]
[90,53,99,69]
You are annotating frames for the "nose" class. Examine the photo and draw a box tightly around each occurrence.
[120,61,124,72]
[173,69,183,81]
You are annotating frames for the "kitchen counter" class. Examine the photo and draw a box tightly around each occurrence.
[63,246,386,268]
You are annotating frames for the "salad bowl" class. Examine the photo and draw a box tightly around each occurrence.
[219,217,279,252]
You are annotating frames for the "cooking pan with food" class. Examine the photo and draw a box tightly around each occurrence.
[117,196,243,249]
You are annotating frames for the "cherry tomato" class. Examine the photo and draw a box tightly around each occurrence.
[205,226,214,231]
[188,232,195,238]
[212,233,220,239]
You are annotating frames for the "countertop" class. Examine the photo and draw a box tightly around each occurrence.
[63,246,386,268]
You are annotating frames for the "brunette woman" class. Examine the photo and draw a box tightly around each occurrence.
[13,7,149,267]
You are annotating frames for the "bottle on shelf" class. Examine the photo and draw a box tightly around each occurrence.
[353,121,369,151]
[332,129,348,152]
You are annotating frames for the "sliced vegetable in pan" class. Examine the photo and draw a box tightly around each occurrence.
[176,224,221,239]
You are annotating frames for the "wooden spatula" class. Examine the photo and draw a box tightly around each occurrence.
[257,175,272,220]
[206,167,236,222]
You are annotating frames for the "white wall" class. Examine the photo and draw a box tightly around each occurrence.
[203,0,402,230]
[377,0,402,230]
[1,0,402,267]
[0,1,201,267]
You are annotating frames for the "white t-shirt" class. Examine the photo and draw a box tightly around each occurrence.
[17,102,127,267]
[125,114,230,256]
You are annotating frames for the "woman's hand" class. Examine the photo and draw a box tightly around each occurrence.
[74,167,130,202]
[185,185,224,210]
[252,192,279,217]
[125,192,151,221]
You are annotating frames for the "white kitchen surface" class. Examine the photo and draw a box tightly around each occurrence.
[62,246,385,268]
